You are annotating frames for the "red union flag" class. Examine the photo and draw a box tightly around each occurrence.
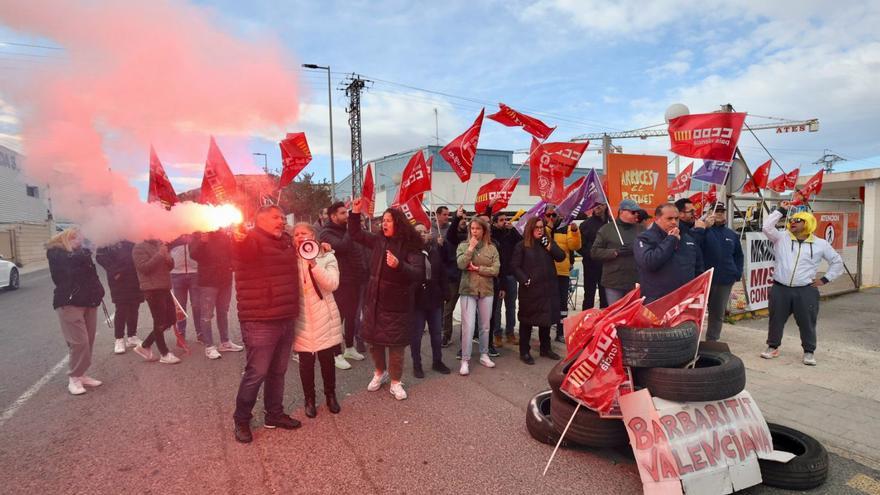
[742,159,771,193]
[791,169,824,205]
[279,132,312,188]
[768,168,799,193]
[706,184,717,206]
[475,177,519,214]
[667,161,693,196]
[668,112,746,162]
[398,196,431,229]
[362,162,376,217]
[199,137,237,205]
[394,150,431,206]
[689,191,705,216]
[487,103,555,140]
[537,141,589,178]
[147,146,177,208]
[645,268,713,329]
[529,137,563,201]
[441,109,484,182]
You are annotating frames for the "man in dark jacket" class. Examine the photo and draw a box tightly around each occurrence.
[577,204,609,309]
[590,199,645,305]
[441,208,467,346]
[96,241,144,354]
[231,205,302,443]
[701,203,744,341]
[674,197,709,245]
[412,224,451,377]
[634,203,704,303]
[190,229,242,360]
[489,211,522,348]
[320,201,368,367]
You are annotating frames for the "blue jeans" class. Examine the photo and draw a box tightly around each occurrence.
[171,273,201,338]
[199,284,232,346]
[233,319,295,423]
[604,287,627,306]
[411,306,443,368]
[460,294,493,360]
[491,275,518,337]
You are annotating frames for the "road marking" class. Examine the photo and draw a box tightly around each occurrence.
[849,474,880,495]
[0,355,70,428]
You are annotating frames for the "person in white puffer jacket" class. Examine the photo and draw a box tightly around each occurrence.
[291,223,344,419]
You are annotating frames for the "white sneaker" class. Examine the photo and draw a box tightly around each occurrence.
[68,377,86,395]
[479,354,496,368]
[389,381,407,400]
[803,352,817,366]
[218,341,244,352]
[367,371,389,391]
[114,338,126,354]
[79,376,103,387]
[133,344,157,362]
[459,361,470,376]
[159,352,181,364]
[126,336,142,348]
[205,346,222,360]
[343,347,365,361]
[335,354,352,370]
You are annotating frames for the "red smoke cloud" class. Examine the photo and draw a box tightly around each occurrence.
[0,0,300,244]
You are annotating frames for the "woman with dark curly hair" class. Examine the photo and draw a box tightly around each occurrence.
[349,198,425,400]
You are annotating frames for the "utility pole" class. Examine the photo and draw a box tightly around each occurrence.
[813,149,845,173]
[343,74,371,198]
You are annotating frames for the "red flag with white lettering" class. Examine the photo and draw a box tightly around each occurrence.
[668,112,746,162]
[362,162,376,218]
[539,141,589,178]
[529,138,564,201]
[487,103,555,140]
[394,150,431,206]
[279,132,312,188]
[791,169,824,205]
[398,196,431,229]
[645,269,713,329]
[474,177,519,214]
[767,168,799,193]
[199,137,237,205]
[147,146,178,208]
[742,159,771,193]
[440,109,484,182]
[667,162,693,196]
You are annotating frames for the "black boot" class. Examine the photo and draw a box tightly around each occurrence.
[234,422,253,443]
[520,353,535,365]
[432,361,451,374]
[326,394,341,414]
[413,364,425,379]
[304,398,317,418]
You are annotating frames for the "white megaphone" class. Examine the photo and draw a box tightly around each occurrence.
[298,239,320,260]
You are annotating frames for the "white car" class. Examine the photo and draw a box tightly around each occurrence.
[0,256,19,290]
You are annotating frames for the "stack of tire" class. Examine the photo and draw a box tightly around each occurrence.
[526,321,828,490]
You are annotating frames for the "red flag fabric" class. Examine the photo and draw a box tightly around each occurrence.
[487,103,555,140]
[147,146,178,208]
[667,162,693,196]
[362,162,376,218]
[689,191,705,216]
[440,109,484,182]
[706,184,717,206]
[742,159,771,193]
[394,150,431,206]
[398,197,431,229]
[279,132,312,188]
[791,169,824,205]
[667,112,746,162]
[564,286,642,360]
[538,141,589,178]
[474,177,519,214]
[199,137,237,205]
[529,137,564,201]
[645,269,713,329]
[767,168,799,193]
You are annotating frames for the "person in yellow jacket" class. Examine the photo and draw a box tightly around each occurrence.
[542,206,581,343]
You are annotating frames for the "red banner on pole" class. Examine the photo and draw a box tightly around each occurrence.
[394,150,431,206]
[362,162,376,218]
[398,197,431,229]
[668,112,746,162]
[487,103,555,140]
[474,177,519,214]
[279,132,312,188]
[667,161,693,196]
[199,137,237,205]
[767,168,799,193]
[742,159,771,193]
[440,109,484,182]
[792,169,824,204]
[147,146,178,208]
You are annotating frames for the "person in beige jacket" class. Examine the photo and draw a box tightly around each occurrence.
[455,217,500,375]
[132,239,181,364]
[290,223,344,418]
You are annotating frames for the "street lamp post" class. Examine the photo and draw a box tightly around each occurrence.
[252,152,268,174]
[302,63,335,200]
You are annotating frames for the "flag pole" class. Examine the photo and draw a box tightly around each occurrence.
[597,178,625,245]
[543,403,581,476]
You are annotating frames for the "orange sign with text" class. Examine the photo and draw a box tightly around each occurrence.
[814,212,844,252]
[606,154,668,211]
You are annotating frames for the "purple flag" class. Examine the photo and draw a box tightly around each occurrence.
[514,200,548,235]
[557,169,603,226]
[692,160,731,185]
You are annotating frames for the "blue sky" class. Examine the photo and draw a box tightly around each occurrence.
[2,0,879,197]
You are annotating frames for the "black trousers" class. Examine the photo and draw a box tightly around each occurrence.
[581,260,607,310]
[767,283,819,353]
[335,283,360,349]
[298,347,336,400]
[143,290,174,355]
[556,276,569,336]
[519,325,551,356]
[113,301,141,339]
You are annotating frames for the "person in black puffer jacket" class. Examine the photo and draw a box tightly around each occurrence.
[96,240,144,354]
[410,224,451,378]
[190,229,242,359]
[349,198,425,401]
[231,205,302,443]
[47,228,106,395]
[634,203,704,303]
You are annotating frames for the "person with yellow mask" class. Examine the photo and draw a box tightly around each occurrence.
[760,204,843,365]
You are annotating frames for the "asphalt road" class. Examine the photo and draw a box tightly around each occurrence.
[0,269,878,494]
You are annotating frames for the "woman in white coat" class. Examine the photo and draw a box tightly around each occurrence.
[291,223,344,418]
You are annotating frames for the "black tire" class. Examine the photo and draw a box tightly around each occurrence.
[618,322,699,368]
[760,423,829,490]
[6,268,18,290]
[526,390,576,447]
[547,355,575,392]
[549,390,629,448]
[633,351,745,402]
[698,340,730,354]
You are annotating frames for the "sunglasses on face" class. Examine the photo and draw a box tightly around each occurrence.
[789,219,805,224]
